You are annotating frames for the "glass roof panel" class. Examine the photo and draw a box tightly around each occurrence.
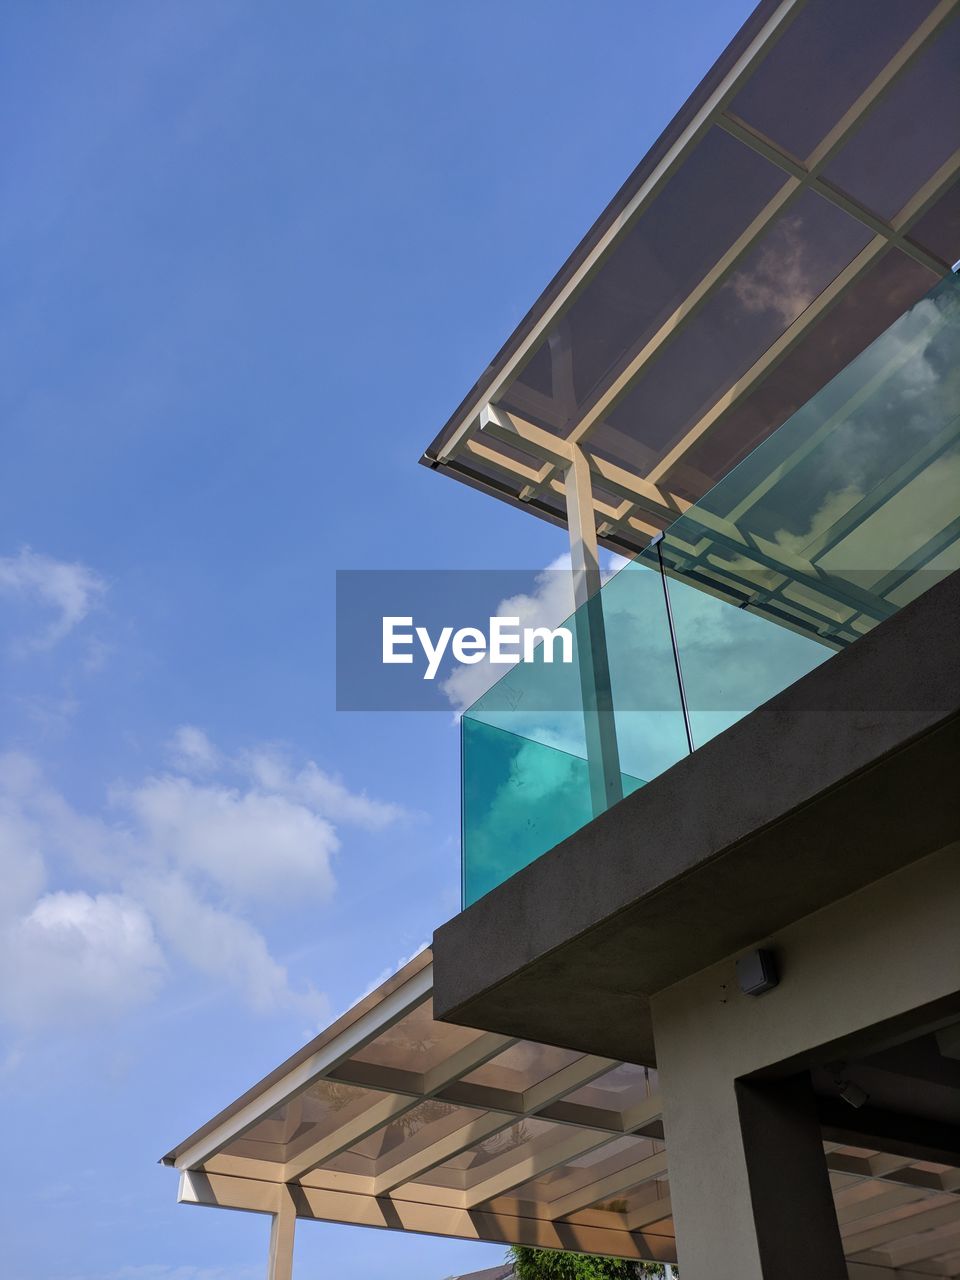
[906,180,960,268]
[728,0,939,161]
[676,249,940,489]
[460,1041,584,1093]
[820,15,960,221]
[594,188,873,472]
[580,1177,671,1226]
[563,1063,654,1114]
[497,127,787,436]
[349,995,484,1074]
[500,1134,657,1209]
[329,1099,487,1178]
[412,1116,561,1190]
[221,1077,393,1165]
[425,1,957,564]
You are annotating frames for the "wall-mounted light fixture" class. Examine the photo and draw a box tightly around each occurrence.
[736,948,779,996]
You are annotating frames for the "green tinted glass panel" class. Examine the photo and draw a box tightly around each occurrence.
[462,560,687,907]
[462,718,645,907]
[659,572,831,748]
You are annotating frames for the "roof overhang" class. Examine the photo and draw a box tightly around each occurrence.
[164,950,677,1264]
[164,944,960,1272]
[422,0,960,556]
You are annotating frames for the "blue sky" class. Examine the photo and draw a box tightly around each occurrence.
[0,3,754,1276]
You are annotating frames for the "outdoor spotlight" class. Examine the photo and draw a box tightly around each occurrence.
[735,948,779,996]
[839,1080,870,1109]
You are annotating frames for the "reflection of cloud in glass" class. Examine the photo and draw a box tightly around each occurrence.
[726,214,825,326]
[665,275,960,637]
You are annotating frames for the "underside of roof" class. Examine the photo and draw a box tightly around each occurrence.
[422,0,960,558]
[165,953,960,1274]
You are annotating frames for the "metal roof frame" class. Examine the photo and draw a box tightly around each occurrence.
[421,0,960,557]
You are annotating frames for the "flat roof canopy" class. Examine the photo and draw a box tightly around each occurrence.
[165,951,675,1264]
[422,0,960,555]
[165,952,960,1273]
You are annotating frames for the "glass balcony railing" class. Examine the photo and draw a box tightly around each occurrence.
[462,272,959,907]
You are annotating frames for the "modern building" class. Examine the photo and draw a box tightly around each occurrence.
[162,2,960,1277]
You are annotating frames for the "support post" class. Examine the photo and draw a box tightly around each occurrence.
[734,1075,848,1280]
[267,1186,296,1280]
[564,445,623,814]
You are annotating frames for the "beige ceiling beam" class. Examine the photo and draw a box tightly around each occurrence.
[422,1032,517,1095]
[479,404,573,469]
[549,1146,669,1221]
[827,1148,959,1186]
[180,1167,281,1215]
[463,436,551,487]
[842,1198,960,1256]
[378,1055,619,1197]
[882,1222,960,1269]
[182,1167,677,1262]
[480,404,690,528]
[523,1055,617,1113]
[371,1110,515,1197]
[281,1092,416,1182]
[589,454,692,520]
[463,1125,616,1209]
[835,1184,931,1227]
[325,1059,423,1097]
[620,1092,665,1135]
[716,113,951,277]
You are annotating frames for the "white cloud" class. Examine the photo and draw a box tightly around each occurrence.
[167,724,220,774]
[0,546,106,650]
[0,730,403,1037]
[140,874,327,1020]
[0,806,47,924]
[0,891,165,1031]
[243,748,407,830]
[120,774,339,904]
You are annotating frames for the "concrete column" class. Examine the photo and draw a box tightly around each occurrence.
[648,844,960,1279]
[652,1048,844,1278]
[735,1074,847,1279]
[652,1025,763,1280]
